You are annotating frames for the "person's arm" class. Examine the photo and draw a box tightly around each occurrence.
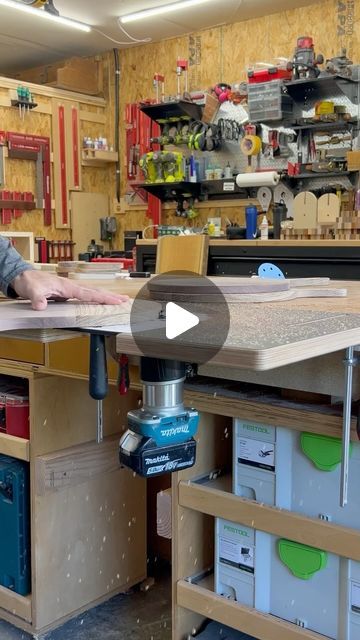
[0,236,128,309]
[0,236,33,297]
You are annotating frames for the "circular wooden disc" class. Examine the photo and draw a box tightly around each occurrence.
[148,276,290,297]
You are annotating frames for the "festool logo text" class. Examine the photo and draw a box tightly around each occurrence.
[224,524,249,537]
[243,424,269,434]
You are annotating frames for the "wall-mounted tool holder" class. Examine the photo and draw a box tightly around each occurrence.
[0,191,35,225]
[5,132,51,226]
[9,88,38,120]
[52,99,82,229]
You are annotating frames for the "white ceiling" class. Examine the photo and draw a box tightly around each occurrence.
[0,0,318,75]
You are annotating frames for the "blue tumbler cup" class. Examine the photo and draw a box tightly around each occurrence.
[245,205,258,239]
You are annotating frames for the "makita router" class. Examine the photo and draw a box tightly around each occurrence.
[119,357,199,477]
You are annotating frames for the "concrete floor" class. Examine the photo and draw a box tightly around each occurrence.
[0,570,171,640]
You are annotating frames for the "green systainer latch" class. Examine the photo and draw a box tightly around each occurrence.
[278,539,328,580]
[300,432,353,472]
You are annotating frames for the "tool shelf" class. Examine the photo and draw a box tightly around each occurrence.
[284,74,360,104]
[81,149,119,167]
[0,585,31,625]
[139,179,247,202]
[140,99,202,123]
[0,347,146,637]
[10,99,38,111]
[178,475,360,560]
[172,386,360,640]
[0,433,29,461]
[177,578,325,640]
[290,118,358,131]
[286,170,351,180]
[139,180,201,200]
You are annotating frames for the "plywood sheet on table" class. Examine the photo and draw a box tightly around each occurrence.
[0,299,132,332]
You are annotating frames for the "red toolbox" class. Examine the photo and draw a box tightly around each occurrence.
[247,65,292,84]
[6,394,30,439]
[0,381,30,439]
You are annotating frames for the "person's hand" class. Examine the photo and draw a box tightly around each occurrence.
[11,270,129,311]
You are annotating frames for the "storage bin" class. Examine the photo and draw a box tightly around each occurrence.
[0,455,31,595]
[215,518,360,639]
[247,80,293,122]
[0,379,29,440]
[5,394,30,439]
[234,419,360,529]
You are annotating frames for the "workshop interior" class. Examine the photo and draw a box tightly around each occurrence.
[1,1,360,640]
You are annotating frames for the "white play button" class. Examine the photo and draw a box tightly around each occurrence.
[165,302,199,340]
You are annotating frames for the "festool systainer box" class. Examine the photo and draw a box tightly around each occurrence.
[234,419,360,528]
[214,519,271,611]
[0,455,30,595]
[215,518,360,639]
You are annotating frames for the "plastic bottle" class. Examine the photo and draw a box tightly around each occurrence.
[224,162,232,179]
[260,215,269,240]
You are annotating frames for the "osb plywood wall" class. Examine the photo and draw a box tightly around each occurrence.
[111,0,358,240]
[9,0,359,246]
[0,68,111,243]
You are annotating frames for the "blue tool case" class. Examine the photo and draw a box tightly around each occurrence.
[0,455,30,595]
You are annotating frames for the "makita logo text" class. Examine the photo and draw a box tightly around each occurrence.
[160,425,190,438]
[145,454,170,465]
[242,424,269,434]
[147,459,181,475]
[224,524,249,537]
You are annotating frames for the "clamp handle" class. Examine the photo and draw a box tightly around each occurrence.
[89,334,108,400]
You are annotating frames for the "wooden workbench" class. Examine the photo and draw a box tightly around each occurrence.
[2,278,360,639]
[112,279,360,370]
[114,278,360,640]
[0,326,146,636]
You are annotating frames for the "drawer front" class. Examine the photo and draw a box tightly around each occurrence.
[47,336,118,380]
[0,338,44,365]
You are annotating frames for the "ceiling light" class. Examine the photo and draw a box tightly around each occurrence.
[0,0,91,31]
[120,0,213,24]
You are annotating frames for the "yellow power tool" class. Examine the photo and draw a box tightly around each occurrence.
[21,0,59,14]
[21,0,47,6]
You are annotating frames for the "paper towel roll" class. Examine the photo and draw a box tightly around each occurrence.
[236,171,280,187]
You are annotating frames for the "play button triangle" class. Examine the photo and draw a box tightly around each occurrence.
[165,302,199,340]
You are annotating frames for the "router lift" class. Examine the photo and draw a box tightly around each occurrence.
[89,334,355,501]
[88,334,199,477]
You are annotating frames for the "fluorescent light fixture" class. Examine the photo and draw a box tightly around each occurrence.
[0,0,91,32]
[120,0,213,23]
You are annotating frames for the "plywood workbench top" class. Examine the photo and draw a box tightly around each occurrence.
[2,278,360,372]
[114,279,360,371]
